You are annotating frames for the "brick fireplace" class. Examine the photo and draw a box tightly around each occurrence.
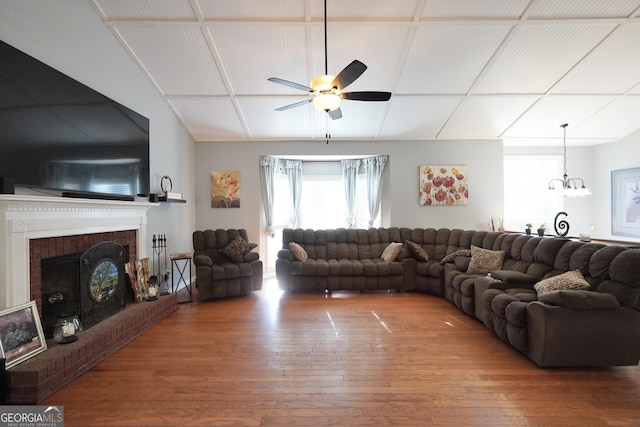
[0,195,178,404]
[30,230,137,315]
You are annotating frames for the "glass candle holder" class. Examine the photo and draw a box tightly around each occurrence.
[145,276,159,300]
[53,313,83,344]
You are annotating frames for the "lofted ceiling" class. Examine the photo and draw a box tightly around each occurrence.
[89,0,640,146]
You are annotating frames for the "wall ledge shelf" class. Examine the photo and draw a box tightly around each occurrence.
[158,196,186,203]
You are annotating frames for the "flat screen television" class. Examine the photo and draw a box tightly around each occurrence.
[0,40,150,201]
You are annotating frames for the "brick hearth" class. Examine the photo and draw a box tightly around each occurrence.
[7,293,178,404]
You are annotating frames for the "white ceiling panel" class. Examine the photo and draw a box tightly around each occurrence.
[526,0,640,19]
[168,98,247,140]
[473,23,616,94]
[629,82,640,94]
[94,0,196,20]
[311,0,421,20]
[237,98,315,140]
[551,24,640,95]
[397,24,512,94]
[198,0,306,20]
[503,95,617,138]
[380,96,462,139]
[569,96,640,140]
[208,25,309,95]
[115,26,227,95]
[440,96,540,139]
[83,0,640,145]
[421,0,530,19]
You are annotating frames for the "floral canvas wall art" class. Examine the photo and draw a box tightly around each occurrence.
[211,171,240,208]
[419,165,468,206]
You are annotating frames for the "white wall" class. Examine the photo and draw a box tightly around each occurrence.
[592,128,640,243]
[195,139,504,259]
[0,0,196,257]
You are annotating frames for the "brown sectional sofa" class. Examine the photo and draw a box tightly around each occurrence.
[276,227,640,367]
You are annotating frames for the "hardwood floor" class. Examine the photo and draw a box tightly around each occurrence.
[44,278,640,426]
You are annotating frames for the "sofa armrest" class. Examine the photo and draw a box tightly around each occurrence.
[194,254,213,267]
[277,249,296,262]
[244,251,259,263]
[490,270,540,284]
[526,300,640,366]
[537,290,620,310]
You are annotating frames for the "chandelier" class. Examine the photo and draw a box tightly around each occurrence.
[548,123,591,197]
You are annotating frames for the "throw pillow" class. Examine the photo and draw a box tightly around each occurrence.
[466,245,505,274]
[405,240,429,261]
[440,249,472,265]
[381,242,403,262]
[289,242,308,262]
[220,236,256,263]
[534,270,591,296]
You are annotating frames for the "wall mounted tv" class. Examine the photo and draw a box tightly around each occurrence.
[0,40,150,201]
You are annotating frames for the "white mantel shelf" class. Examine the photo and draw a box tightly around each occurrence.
[0,195,157,309]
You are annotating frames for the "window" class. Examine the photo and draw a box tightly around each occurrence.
[503,155,563,232]
[264,160,381,271]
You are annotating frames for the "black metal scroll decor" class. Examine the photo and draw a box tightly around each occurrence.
[554,211,570,237]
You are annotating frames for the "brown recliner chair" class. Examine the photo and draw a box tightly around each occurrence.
[193,229,263,300]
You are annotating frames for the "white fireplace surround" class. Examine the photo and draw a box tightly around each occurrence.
[0,195,155,309]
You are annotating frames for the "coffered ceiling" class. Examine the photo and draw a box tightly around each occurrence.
[89,0,640,146]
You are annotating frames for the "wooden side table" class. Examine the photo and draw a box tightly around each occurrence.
[170,252,193,302]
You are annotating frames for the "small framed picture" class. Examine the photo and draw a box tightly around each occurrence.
[0,301,47,369]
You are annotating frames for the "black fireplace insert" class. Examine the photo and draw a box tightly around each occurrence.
[41,242,126,338]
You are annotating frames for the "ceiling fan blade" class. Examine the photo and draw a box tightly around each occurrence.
[268,77,313,92]
[275,99,312,111]
[342,91,392,102]
[328,108,342,120]
[332,60,367,90]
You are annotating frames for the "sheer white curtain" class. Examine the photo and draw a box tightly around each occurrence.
[259,155,277,237]
[284,160,303,228]
[363,155,388,227]
[341,159,361,229]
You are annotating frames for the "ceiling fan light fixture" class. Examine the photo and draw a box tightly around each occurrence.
[313,93,341,112]
[311,75,340,111]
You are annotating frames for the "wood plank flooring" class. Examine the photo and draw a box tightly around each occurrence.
[43,279,640,426]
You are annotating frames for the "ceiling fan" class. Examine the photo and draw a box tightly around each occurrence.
[268,0,392,120]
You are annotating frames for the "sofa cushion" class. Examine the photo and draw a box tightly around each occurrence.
[534,270,591,295]
[440,249,471,264]
[289,242,308,262]
[466,246,505,274]
[220,236,257,262]
[405,240,429,261]
[538,290,620,310]
[381,242,402,262]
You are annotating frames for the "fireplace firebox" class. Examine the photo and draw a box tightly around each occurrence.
[41,242,126,338]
